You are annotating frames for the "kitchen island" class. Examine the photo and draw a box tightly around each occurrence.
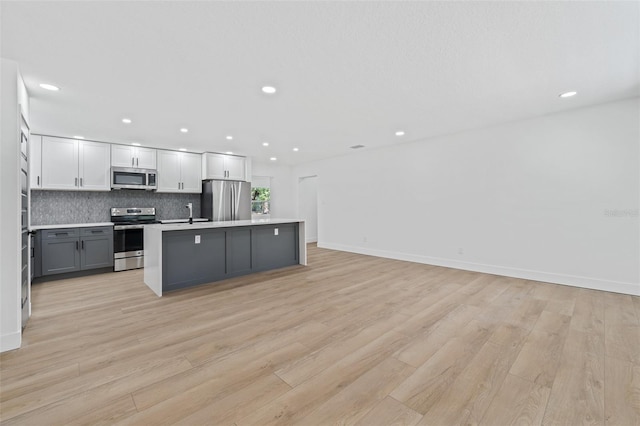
[144,219,306,296]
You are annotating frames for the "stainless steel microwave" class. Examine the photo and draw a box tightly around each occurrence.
[111,167,157,190]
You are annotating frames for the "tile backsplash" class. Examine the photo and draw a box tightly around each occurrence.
[31,190,201,225]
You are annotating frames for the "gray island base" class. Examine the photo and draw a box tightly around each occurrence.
[144,219,306,296]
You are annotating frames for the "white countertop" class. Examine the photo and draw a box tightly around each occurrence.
[30,222,114,231]
[146,218,303,231]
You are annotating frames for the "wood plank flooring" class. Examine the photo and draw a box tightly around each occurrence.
[1,244,639,425]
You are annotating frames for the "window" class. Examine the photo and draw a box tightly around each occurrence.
[251,176,271,217]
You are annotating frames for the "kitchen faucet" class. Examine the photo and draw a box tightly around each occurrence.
[185,202,193,224]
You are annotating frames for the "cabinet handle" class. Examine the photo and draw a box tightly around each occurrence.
[75,177,78,187]
[37,176,40,186]
[80,177,83,187]
[136,157,139,167]
[132,157,135,166]
[76,241,79,250]
[81,240,84,250]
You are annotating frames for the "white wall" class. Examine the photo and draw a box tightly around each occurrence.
[251,161,295,218]
[1,59,28,352]
[293,98,640,295]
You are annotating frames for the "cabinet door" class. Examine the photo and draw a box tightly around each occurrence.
[225,156,246,181]
[135,147,156,169]
[111,144,135,167]
[80,227,113,270]
[41,237,80,275]
[30,135,42,189]
[180,152,202,193]
[81,236,113,269]
[156,149,181,192]
[79,141,111,191]
[41,137,79,190]
[203,153,226,179]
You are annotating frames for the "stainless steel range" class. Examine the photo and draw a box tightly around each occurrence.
[111,207,158,271]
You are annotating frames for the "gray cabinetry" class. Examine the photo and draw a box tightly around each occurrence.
[163,229,226,291]
[252,224,298,272]
[161,224,298,292]
[80,227,114,269]
[41,228,81,275]
[226,228,252,276]
[38,226,113,276]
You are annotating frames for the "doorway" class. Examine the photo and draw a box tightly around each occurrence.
[298,176,318,243]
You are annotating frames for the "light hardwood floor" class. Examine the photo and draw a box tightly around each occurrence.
[1,244,639,425]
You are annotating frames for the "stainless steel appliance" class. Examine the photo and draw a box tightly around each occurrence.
[201,180,251,221]
[111,167,157,190]
[111,207,158,271]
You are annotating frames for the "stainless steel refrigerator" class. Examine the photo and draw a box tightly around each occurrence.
[201,180,251,221]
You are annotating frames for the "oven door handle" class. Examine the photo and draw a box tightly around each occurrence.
[114,225,145,230]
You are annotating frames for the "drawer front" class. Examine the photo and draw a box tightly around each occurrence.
[80,226,113,237]
[42,228,79,239]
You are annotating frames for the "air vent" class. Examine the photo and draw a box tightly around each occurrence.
[350,144,365,149]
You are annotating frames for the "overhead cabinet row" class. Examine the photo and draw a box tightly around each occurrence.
[30,136,250,194]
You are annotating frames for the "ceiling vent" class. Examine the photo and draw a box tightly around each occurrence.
[350,144,365,149]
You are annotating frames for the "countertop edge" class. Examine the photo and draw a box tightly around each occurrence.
[30,222,115,231]
[146,218,304,231]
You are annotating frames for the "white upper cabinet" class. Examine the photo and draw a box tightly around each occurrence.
[30,135,42,189]
[157,149,202,193]
[78,141,111,190]
[202,152,247,181]
[180,152,202,193]
[41,137,80,190]
[41,137,110,191]
[111,144,156,169]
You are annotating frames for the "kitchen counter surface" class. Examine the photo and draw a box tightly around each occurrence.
[30,222,114,231]
[146,218,303,232]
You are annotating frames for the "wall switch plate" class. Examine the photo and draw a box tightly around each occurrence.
[274,228,279,236]
[195,235,201,244]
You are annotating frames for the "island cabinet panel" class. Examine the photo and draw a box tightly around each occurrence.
[226,228,252,276]
[158,223,300,293]
[162,229,226,291]
[251,224,299,271]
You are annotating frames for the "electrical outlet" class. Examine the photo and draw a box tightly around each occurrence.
[458,247,464,255]
[363,236,367,243]
[195,235,201,244]
[274,228,279,236]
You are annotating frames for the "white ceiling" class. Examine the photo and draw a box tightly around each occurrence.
[2,1,638,165]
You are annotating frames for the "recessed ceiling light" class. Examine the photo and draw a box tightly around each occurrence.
[122,118,132,124]
[270,157,277,161]
[395,131,405,136]
[131,143,141,146]
[262,142,269,147]
[73,135,84,139]
[225,151,233,155]
[350,144,365,149]
[293,147,299,152]
[262,86,276,94]
[180,128,189,133]
[39,83,60,91]
[179,148,187,152]
[226,135,233,140]
[559,91,577,98]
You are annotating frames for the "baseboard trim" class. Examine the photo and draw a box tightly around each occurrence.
[0,331,21,353]
[318,242,640,296]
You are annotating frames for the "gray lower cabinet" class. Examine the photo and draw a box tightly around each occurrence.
[252,224,298,271]
[38,227,113,276]
[163,228,226,291]
[162,224,299,292]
